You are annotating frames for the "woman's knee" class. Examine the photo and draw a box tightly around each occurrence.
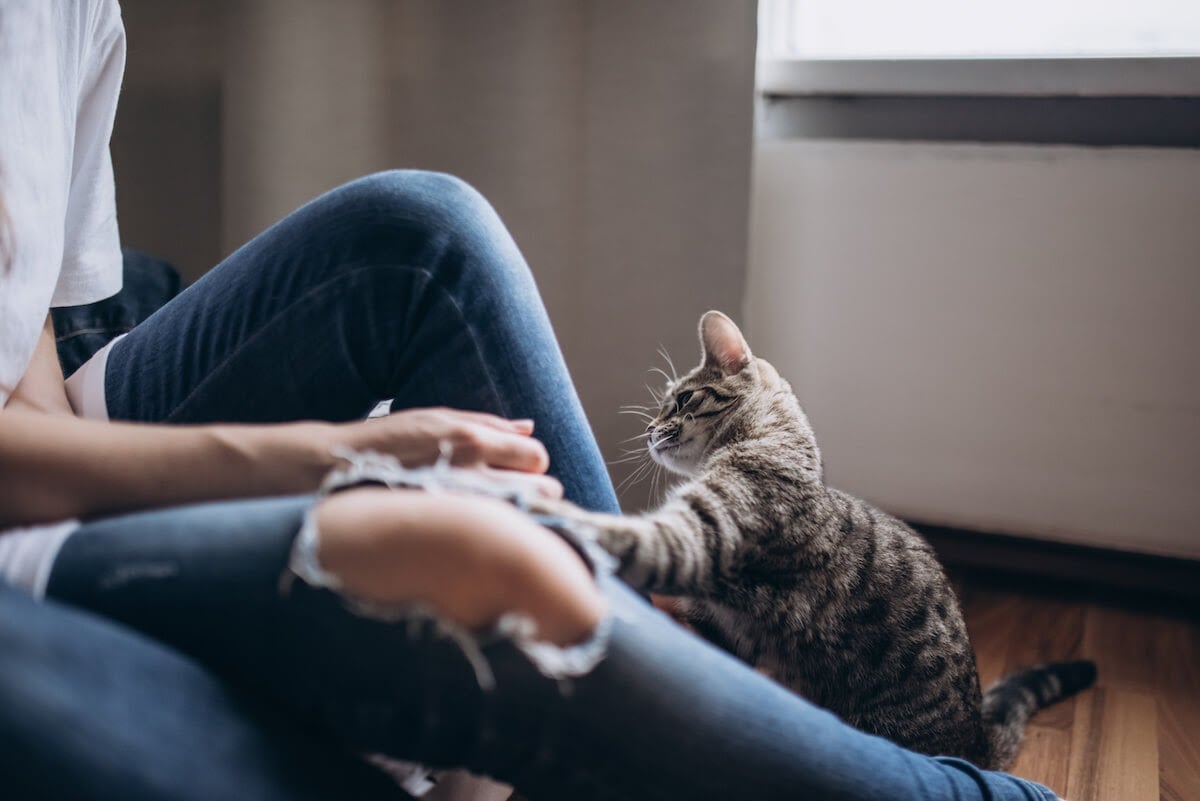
[306,488,606,647]
[331,170,503,247]
[307,170,529,294]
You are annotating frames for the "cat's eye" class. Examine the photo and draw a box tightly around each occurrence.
[675,390,695,410]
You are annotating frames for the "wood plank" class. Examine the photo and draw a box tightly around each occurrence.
[1066,687,1159,801]
[1082,606,1161,692]
[1001,593,1086,733]
[1157,619,1200,801]
[1009,723,1072,795]
[1160,695,1200,801]
[960,583,1022,688]
[1001,594,1086,676]
[521,574,1196,801]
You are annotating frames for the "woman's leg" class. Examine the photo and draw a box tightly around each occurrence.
[0,583,407,801]
[46,493,1059,801]
[103,170,617,512]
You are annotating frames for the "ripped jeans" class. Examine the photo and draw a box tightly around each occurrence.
[14,171,1058,800]
[40,486,1057,801]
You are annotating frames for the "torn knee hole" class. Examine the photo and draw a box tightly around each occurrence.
[285,494,611,690]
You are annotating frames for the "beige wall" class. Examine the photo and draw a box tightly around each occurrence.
[112,0,758,511]
[747,139,1200,558]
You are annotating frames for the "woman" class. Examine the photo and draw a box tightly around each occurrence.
[0,2,1063,799]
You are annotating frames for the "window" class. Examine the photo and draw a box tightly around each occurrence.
[759,0,1200,61]
[756,0,1200,146]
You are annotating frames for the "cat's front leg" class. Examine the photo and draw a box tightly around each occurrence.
[528,498,719,595]
[528,498,661,588]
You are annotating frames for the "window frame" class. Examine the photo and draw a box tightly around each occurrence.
[757,57,1200,99]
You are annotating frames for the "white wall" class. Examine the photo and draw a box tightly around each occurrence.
[747,140,1200,558]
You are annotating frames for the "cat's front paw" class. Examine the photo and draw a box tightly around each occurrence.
[590,525,654,588]
[527,502,648,584]
[590,524,633,558]
[525,494,575,517]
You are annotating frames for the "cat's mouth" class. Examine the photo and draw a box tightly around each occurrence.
[652,431,681,450]
[650,435,687,454]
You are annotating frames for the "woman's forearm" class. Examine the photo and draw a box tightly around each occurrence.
[0,409,338,527]
[0,318,556,526]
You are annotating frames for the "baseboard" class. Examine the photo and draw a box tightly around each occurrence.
[909,521,1200,614]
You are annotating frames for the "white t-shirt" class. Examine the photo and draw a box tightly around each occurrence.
[0,0,126,595]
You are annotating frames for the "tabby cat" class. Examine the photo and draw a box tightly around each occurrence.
[538,310,1095,769]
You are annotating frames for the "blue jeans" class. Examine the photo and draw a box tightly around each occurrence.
[51,248,184,378]
[6,171,1057,800]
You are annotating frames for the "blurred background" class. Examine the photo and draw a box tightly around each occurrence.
[111,0,1199,566]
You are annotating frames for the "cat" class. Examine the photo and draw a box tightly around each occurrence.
[535,310,1096,770]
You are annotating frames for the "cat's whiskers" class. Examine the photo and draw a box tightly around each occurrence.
[646,432,674,450]
[649,460,671,504]
[607,450,650,466]
[647,366,673,389]
[618,408,656,423]
[615,456,655,496]
[657,344,679,383]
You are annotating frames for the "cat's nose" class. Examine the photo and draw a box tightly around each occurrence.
[645,422,656,433]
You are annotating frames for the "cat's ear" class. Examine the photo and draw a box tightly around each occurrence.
[699,311,752,375]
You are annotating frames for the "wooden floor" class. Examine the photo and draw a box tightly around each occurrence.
[954,570,1200,801]
[513,572,1198,801]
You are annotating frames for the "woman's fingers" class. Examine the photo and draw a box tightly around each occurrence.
[449,426,550,474]
[341,407,551,474]
[476,466,564,500]
[450,409,535,435]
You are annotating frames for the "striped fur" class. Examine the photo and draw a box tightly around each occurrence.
[543,311,1095,769]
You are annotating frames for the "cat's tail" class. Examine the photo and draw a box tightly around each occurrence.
[982,659,1097,769]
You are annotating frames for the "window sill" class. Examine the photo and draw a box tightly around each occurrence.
[756,58,1200,148]
[757,57,1200,99]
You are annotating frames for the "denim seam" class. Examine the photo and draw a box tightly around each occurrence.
[149,264,394,420]
[386,264,511,420]
[161,263,387,420]
[56,325,134,342]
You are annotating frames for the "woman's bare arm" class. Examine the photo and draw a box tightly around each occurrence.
[0,315,333,524]
[0,316,560,527]
[0,405,561,528]
[0,409,339,526]
[7,316,73,416]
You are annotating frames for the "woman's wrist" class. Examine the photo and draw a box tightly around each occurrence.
[199,421,341,499]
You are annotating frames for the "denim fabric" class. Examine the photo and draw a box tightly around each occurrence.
[102,171,616,512]
[50,248,183,378]
[13,171,1059,800]
[0,582,410,801]
[45,493,1056,801]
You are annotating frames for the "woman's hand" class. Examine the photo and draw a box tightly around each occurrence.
[0,405,560,528]
[330,407,562,498]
